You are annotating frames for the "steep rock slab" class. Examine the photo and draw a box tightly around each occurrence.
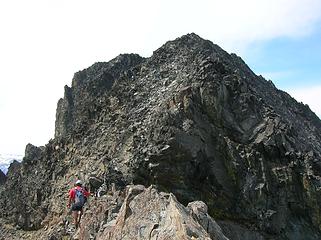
[98,185,228,240]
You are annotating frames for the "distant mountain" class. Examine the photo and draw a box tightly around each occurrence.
[0,153,22,174]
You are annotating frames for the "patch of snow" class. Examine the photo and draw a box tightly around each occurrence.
[0,153,23,174]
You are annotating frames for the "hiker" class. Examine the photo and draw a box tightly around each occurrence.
[67,180,90,228]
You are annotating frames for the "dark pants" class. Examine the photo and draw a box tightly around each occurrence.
[71,202,83,211]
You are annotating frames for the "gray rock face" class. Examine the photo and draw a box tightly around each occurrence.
[96,185,229,240]
[55,54,144,138]
[1,33,321,239]
[187,201,229,240]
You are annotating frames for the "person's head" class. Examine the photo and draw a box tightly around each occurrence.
[75,179,82,187]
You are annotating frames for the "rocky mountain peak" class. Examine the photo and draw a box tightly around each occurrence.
[1,34,321,239]
[152,33,255,78]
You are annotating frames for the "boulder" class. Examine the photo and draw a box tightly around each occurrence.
[98,185,229,240]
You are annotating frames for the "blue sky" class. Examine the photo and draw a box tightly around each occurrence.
[0,0,320,157]
[243,25,321,118]
[245,27,321,90]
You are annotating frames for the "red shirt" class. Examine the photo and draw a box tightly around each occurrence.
[69,186,90,200]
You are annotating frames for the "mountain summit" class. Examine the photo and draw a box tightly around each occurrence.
[1,33,321,239]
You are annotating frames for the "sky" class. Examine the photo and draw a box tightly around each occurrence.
[0,0,321,157]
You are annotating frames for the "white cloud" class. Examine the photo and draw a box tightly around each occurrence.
[0,0,321,154]
[148,0,321,53]
[286,85,321,118]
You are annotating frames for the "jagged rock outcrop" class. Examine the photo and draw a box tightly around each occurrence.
[0,145,49,230]
[1,33,321,239]
[55,54,144,138]
[78,185,229,240]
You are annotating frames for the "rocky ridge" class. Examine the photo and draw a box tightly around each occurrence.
[1,33,321,239]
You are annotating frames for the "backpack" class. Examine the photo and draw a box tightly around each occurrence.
[74,188,85,206]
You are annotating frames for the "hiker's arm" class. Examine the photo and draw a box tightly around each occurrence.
[85,190,91,197]
[67,190,73,208]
